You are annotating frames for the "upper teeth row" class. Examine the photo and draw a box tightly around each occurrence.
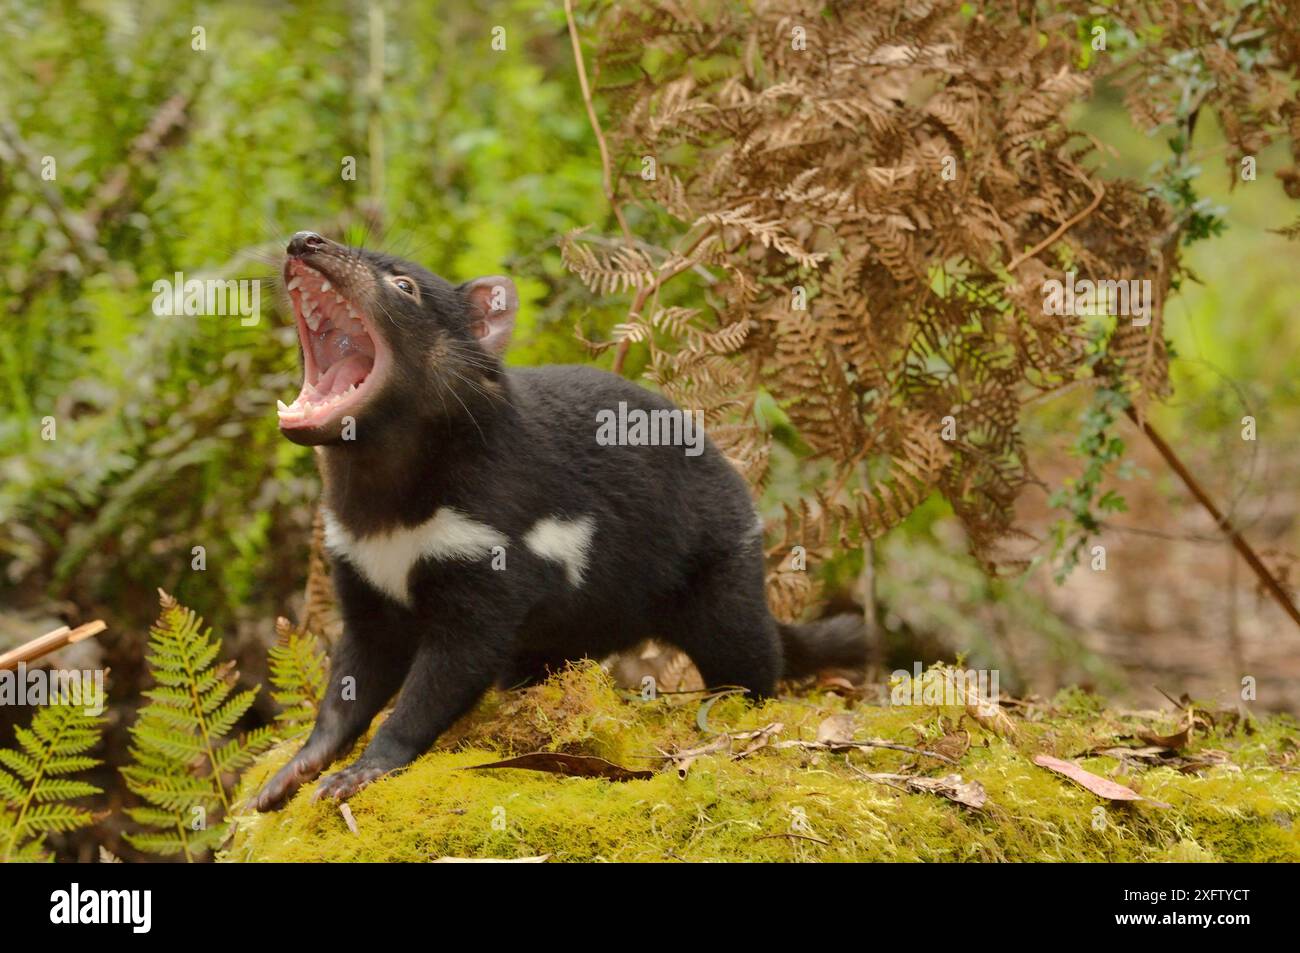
[289,278,362,332]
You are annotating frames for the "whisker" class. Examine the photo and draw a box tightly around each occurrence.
[439,373,487,444]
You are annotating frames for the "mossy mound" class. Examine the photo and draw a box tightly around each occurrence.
[224,662,1300,862]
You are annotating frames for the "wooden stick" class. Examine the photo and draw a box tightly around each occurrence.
[0,620,107,672]
[1126,408,1300,631]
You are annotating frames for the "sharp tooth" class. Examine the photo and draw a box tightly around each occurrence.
[277,399,289,411]
[320,280,331,292]
[288,277,302,290]
[306,311,321,331]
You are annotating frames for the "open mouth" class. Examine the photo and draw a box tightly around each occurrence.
[277,260,387,430]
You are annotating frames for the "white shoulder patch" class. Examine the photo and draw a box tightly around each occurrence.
[524,515,596,587]
[322,506,507,606]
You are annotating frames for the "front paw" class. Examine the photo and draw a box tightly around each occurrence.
[313,761,392,803]
[254,746,333,812]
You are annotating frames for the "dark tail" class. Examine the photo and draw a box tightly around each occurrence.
[778,614,870,679]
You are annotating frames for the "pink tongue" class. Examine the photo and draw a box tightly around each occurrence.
[315,354,372,396]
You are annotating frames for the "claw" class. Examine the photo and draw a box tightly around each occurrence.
[314,763,389,802]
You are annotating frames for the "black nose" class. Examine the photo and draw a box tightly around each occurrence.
[287,231,327,257]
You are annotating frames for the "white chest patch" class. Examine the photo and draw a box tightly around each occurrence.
[322,507,508,606]
[523,515,596,587]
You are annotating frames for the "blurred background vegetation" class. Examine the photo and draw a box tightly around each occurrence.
[1,0,1298,800]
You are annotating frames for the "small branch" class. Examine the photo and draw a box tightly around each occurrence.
[1005,179,1105,273]
[1020,377,1101,409]
[1125,408,1300,631]
[775,738,959,765]
[0,620,107,672]
[755,832,830,846]
[565,0,632,243]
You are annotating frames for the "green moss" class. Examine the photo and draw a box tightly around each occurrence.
[223,662,1300,862]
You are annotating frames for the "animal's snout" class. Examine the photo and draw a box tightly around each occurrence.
[287,231,328,257]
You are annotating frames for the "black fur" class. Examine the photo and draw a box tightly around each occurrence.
[255,235,866,810]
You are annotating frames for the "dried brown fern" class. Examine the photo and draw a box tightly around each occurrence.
[561,0,1300,608]
[304,505,343,647]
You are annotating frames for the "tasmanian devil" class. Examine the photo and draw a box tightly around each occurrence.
[254,231,867,810]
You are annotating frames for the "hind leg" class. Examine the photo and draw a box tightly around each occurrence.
[661,552,780,697]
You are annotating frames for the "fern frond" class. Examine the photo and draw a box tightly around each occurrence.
[120,589,275,861]
[560,230,657,295]
[269,617,327,739]
[0,701,105,862]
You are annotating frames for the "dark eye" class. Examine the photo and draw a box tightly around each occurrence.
[388,275,417,296]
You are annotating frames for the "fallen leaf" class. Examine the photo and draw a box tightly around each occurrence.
[814,675,858,695]
[816,713,856,746]
[732,721,784,759]
[666,736,730,779]
[937,667,1019,740]
[926,774,987,810]
[857,771,987,809]
[1176,749,1235,775]
[1084,745,1175,761]
[466,752,653,782]
[925,729,971,762]
[1033,754,1171,807]
[1137,716,1192,750]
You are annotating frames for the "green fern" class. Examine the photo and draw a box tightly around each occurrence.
[120,590,275,860]
[0,701,105,862]
[268,617,326,739]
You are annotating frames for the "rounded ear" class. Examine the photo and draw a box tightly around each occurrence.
[462,276,518,356]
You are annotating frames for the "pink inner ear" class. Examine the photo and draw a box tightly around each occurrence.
[466,277,517,355]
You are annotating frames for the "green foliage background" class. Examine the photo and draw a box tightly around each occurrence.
[0,0,620,643]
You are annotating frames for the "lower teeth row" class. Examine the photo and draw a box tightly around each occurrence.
[277,382,360,415]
